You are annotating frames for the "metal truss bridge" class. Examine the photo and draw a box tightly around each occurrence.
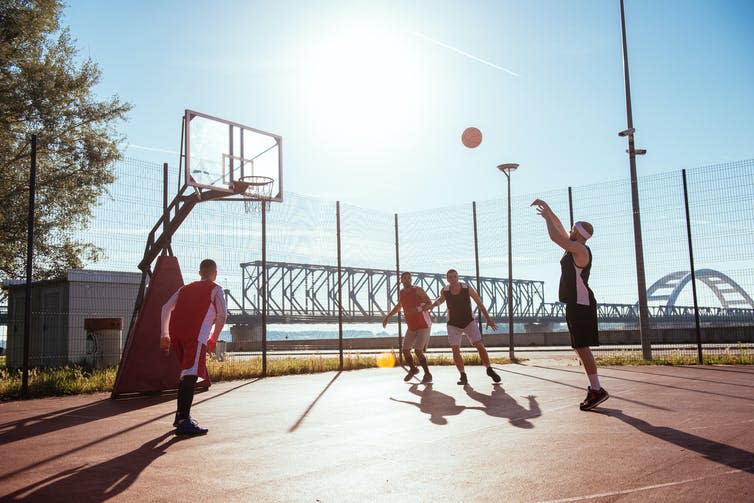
[226,261,754,326]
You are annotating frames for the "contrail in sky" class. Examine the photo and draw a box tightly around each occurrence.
[412,31,520,77]
[127,144,180,155]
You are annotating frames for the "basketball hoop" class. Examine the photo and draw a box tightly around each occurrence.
[232,175,274,214]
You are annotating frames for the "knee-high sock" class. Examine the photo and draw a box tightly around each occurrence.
[403,350,415,368]
[418,354,429,373]
[177,375,198,421]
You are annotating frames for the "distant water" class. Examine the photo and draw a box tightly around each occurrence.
[215,322,492,342]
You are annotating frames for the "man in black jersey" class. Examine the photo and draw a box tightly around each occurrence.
[531,199,608,411]
[429,269,501,385]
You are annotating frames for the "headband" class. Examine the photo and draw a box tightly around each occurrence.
[574,222,592,240]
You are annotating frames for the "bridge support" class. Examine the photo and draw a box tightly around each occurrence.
[229,320,263,351]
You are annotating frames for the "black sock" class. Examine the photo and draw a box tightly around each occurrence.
[404,353,415,369]
[418,355,429,374]
[177,375,198,422]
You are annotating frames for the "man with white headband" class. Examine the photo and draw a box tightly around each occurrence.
[530,199,608,411]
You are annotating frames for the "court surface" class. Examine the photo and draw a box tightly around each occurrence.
[1,361,753,502]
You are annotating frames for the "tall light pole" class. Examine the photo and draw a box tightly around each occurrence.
[498,163,518,361]
[618,0,651,360]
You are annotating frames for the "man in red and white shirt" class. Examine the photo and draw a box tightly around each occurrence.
[383,272,433,383]
[160,259,227,435]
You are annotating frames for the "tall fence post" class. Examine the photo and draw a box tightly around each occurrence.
[393,213,402,365]
[472,202,483,330]
[261,198,268,376]
[22,134,37,399]
[682,169,703,363]
[567,186,574,228]
[337,202,343,370]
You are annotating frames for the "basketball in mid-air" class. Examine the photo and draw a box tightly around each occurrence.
[461,127,483,148]
[376,352,396,368]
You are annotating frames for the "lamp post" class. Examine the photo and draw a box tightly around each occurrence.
[618,0,651,360]
[498,163,518,361]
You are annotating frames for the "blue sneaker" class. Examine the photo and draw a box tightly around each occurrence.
[175,417,208,435]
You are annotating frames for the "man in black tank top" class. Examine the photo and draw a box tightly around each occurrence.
[429,269,501,385]
[532,199,609,411]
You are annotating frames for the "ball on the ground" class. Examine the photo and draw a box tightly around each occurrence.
[376,352,396,368]
[461,127,482,148]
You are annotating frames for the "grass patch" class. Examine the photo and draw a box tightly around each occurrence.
[0,365,118,401]
[596,345,754,366]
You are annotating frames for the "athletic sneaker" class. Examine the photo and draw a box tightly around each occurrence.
[421,373,433,384]
[579,387,609,411]
[404,367,420,382]
[486,367,501,383]
[457,373,468,385]
[175,418,208,435]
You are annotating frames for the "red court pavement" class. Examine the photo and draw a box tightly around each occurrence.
[1,362,753,502]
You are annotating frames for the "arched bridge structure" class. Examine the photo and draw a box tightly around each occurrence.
[226,262,754,326]
[646,269,754,311]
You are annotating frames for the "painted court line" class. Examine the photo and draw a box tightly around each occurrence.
[537,465,754,503]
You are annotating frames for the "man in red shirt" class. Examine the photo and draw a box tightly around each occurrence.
[383,272,433,384]
[160,259,227,435]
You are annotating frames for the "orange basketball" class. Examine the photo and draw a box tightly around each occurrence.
[462,127,483,148]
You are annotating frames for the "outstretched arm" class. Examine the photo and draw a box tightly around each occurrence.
[531,199,586,258]
[416,287,432,311]
[429,294,446,310]
[469,286,497,330]
[382,303,402,328]
[531,199,568,241]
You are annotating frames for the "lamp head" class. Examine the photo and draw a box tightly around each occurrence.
[497,163,519,174]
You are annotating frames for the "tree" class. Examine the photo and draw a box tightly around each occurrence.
[0,0,131,280]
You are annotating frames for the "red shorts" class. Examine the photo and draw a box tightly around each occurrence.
[172,336,209,381]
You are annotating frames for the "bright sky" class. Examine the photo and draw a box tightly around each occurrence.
[63,0,754,212]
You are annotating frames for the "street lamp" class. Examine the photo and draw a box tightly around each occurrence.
[618,0,651,360]
[497,163,518,361]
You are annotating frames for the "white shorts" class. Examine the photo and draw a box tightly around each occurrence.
[403,327,431,352]
[446,321,482,346]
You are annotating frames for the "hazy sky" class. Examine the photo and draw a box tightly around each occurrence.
[63,0,754,212]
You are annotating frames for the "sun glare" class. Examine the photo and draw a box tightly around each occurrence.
[304,26,422,148]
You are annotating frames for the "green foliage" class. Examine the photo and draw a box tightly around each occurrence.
[0,364,117,400]
[0,0,131,279]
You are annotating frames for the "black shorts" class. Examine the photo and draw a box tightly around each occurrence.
[565,303,599,349]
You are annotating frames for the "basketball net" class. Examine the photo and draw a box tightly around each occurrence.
[235,176,273,214]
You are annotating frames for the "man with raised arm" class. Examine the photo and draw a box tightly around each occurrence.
[531,199,608,411]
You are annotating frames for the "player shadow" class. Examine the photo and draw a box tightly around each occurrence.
[1,378,263,486]
[390,383,470,425]
[0,393,176,446]
[524,364,754,404]
[3,431,185,501]
[503,365,677,411]
[603,408,754,473]
[289,371,342,432]
[604,366,754,389]
[463,384,541,428]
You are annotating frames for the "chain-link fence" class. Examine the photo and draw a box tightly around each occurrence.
[3,157,753,369]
